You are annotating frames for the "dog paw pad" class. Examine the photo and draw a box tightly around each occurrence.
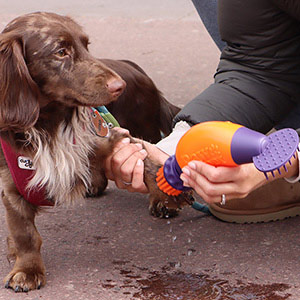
[4,271,45,292]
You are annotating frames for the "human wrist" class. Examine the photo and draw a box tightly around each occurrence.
[142,140,169,165]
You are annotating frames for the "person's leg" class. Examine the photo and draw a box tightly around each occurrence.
[275,106,300,130]
[191,0,225,50]
[174,70,296,133]
[191,0,300,130]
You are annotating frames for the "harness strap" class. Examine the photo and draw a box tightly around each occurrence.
[0,139,52,206]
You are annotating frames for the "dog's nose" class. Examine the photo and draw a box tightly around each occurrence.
[106,78,126,98]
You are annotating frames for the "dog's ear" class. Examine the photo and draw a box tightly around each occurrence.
[0,33,40,132]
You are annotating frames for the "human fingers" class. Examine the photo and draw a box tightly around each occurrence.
[104,137,131,180]
[114,148,147,188]
[180,169,231,203]
[186,161,245,183]
[180,161,266,203]
[125,159,148,193]
[182,173,248,203]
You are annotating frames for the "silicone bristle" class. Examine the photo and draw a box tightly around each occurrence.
[253,129,299,178]
[264,161,292,179]
[156,167,182,196]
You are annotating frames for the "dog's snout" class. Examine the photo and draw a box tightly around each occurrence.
[106,78,126,98]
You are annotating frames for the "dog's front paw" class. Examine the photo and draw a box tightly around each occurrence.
[4,256,45,292]
[5,271,45,292]
[144,158,194,218]
[149,198,180,218]
[148,191,194,219]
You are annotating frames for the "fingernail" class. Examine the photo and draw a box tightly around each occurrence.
[135,143,143,149]
[188,162,196,170]
[122,138,130,144]
[139,149,147,156]
[180,174,190,187]
[182,167,190,176]
[137,158,143,166]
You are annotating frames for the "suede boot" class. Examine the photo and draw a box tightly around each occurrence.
[209,179,300,223]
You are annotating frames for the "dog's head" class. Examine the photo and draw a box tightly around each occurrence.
[0,12,125,132]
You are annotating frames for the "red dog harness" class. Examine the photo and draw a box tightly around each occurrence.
[0,107,119,207]
[0,139,51,206]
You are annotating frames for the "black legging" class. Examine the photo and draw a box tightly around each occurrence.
[189,0,300,131]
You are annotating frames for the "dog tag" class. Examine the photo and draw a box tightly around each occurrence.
[91,109,109,137]
[18,156,36,170]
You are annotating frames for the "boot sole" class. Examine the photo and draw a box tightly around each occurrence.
[209,205,300,224]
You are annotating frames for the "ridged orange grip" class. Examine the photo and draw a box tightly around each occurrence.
[176,121,243,168]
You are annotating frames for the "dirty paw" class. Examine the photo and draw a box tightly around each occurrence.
[148,191,194,218]
[4,271,45,292]
[149,201,179,218]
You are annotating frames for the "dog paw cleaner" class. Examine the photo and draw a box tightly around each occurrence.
[156,121,299,196]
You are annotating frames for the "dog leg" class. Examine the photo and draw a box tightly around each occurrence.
[2,192,45,292]
[86,149,109,197]
[92,129,194,218]
[143,159,194,218]
[86,167,108,197]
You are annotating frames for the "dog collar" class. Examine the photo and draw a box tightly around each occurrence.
[0,106,119,207]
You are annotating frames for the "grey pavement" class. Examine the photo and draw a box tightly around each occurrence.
[0,1,299,300]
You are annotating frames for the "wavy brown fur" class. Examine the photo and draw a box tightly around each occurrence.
[0,12,190,293]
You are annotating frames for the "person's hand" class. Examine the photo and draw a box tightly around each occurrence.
[180,161,269,203]
[180,160,289,204]
[105,129,148,193]
[104,128,169,193]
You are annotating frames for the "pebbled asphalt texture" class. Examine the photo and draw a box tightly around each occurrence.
[0,1,300,299]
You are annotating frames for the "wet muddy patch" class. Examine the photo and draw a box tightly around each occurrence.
[132,271,290,300]
[102,261,291,299]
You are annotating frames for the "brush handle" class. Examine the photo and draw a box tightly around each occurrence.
[175,121,268,169]
[231,127,268,164]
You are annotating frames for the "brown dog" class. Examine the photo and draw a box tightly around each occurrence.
[103,59,180,143]
[0,12,191,292]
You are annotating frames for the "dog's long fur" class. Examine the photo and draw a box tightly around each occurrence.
[26,107,96,205]
[0,12,191,292]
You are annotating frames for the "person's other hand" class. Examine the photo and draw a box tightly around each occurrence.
[180,161,268,203]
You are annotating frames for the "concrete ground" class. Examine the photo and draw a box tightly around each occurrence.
[0,1,299,299]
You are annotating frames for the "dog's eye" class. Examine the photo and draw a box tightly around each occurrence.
[55,48,68,57]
